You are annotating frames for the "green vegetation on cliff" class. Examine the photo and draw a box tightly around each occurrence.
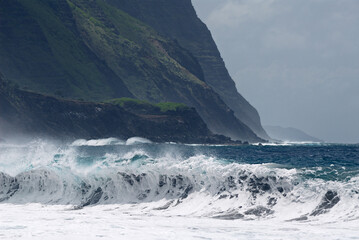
[107,0,269,139]
[0,0,262,142]
[0,0,132,100]
[0,74,231,143]
[106,98,190,113]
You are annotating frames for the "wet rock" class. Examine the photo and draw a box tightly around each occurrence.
[213,212,244,220]
[137,193,147,200]
[277,187,284,193]
[267,197,277,207]
[244,206,274,217]
[219,194,228,199]
[247,176,272,195]
[287,215,309,222]
[80,182,91,195]
[229,194,239,199]
[238,174,248,181]
[0,172,19,201]
[81,187,103,207]
[159,175,167,187]
[118,172,134,186]
[227,176,236,189]
[180,185,193,199]
[153,200,174,210]
[310,190,340,216]
[171,178,177,188]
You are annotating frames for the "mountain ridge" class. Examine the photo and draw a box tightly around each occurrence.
[265,125,323,143]
[105,0,269,140]
[0,0,264,142]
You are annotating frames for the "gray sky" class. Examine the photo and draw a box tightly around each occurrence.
[192,0,359,143]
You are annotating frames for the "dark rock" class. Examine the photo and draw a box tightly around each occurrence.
[137,193,147,200]
[80,182,92,195]
[153,200,174,210]
[180,185,193,200]
[219,194,228,199]
[287,215,309,222]
[81,187,103,207]
[226,176,237,189]
[247,176,272,195]
[229,194,239,199]
[267,197,277,207]
[310,190,340,216]
[0,172,19,201]
[213,212,244,220]
[118,173,134,186]
[171,178,177,188]
[159,175,167,188]
[244,206,274,217]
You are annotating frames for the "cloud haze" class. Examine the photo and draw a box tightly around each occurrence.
[193,0,359,143]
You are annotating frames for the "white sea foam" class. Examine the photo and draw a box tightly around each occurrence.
[70,137,152,147]
[125,137,152,145]
[0,203,358,240]
[252,141,324,146]
[0,140,358,239]
[71,138,125,146]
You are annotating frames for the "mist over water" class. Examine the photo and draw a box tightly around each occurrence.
[0,138,358,239]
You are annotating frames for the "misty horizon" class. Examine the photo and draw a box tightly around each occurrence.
[193,0,359,143]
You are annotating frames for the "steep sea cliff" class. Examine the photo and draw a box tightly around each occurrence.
[0,75,231,143]
[106,0,269,140]
[0,0,265,142]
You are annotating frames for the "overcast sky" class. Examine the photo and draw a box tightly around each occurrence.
[192,0,359,143]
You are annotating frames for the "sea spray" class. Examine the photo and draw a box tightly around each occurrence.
[0,139,358,223]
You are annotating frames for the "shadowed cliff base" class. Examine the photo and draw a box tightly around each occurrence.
[0,76,243,144]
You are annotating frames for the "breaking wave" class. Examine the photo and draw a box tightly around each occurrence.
[0,139,358,222]
[71,137,152,146]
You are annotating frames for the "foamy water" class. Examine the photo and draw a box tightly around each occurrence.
[0,138,358,239]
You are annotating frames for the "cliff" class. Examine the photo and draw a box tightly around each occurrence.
[0,75,231,144]
[264,126,323,143]
[106,0,270,140]
[0,0,262,142]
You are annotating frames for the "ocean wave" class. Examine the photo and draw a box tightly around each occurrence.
[70,137,152,147]
[0,140,358,223]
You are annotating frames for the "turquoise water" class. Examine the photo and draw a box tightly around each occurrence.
[72,143,359,181]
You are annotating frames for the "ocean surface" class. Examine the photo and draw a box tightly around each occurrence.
[0,138,358,239]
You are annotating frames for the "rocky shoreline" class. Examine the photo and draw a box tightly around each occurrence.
[0,78,242,145]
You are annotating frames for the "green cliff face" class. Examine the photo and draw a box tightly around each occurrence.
[106,0,270,140]
[0,74,231,143]
[0,0,133,101]
[0,0,262,142]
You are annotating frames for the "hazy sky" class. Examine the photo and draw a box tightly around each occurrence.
[192,0,359,143]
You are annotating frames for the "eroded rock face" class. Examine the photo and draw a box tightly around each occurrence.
[106,0,269,140]
[0,75,233,144]
[0,0,262,142]
[311,190,340,216]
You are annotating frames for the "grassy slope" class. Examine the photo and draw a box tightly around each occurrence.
[0,0,132,100]
[106,98,189,113]
[68,0,205,102]
[106,0,269,139]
